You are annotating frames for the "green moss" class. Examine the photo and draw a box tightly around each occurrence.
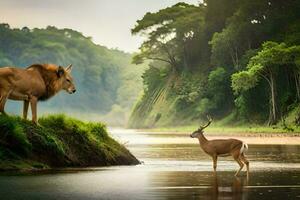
[0,114,139,171]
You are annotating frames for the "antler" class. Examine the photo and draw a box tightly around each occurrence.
[199,115,213,130]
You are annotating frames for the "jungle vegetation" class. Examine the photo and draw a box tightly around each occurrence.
[129,0,300,128]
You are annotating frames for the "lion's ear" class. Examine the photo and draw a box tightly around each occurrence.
[66,64,72,73]
[57,66,65,77]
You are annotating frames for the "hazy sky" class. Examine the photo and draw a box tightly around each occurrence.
[0,0,200,52]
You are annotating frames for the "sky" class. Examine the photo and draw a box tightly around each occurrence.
[0,0,200,53]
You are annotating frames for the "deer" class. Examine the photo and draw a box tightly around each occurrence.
[190,116,249,176]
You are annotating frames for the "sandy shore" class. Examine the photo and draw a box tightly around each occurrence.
[131,129,300,145]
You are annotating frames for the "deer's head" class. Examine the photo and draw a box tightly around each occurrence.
[190,116,212,138]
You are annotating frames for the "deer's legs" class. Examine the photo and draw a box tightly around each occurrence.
[212,156,218,173]
[240,153,249,177]
[234,155,244,176]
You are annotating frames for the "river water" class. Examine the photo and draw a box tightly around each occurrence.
[0,129,300,200]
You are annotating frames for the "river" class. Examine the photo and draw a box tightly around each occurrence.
[0,128,300,199]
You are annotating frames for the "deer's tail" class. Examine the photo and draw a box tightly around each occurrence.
[240,142,248,155]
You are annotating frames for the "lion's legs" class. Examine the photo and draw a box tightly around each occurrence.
[0,97,5,114]
[0,94,4,113]
[7,92,30,120]
[30,96,38,124]
[0,90,10,114]
[23,100,29,120]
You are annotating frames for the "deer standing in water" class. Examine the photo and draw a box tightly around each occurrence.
[190,116,249,176]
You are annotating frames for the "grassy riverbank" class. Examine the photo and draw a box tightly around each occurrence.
[0,114,139,171]
[136,109,300,136]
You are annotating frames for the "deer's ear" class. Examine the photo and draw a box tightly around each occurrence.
[57,66,65,77]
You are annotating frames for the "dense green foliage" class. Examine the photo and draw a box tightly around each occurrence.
[129,1,300,128]
[0,114,139,170]
[0,24,146,125]
[232,42,300,124]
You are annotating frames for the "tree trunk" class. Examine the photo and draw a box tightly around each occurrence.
[230,46,239,69]
[268,72,277,125]
[183,42,188,70]
[294,72,300,101]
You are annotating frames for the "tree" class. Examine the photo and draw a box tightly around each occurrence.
[210,0,300,70]
[131,3,205,72]
[232,42,300,125]
[207,67,232,114]
[204,0,239,36]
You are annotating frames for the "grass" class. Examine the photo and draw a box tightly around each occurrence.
[0,114,139,171]
[0,115,32,155]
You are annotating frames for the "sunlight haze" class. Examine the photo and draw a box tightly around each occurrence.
[0,0,200,52]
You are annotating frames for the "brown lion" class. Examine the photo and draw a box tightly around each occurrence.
[0,64,76,124]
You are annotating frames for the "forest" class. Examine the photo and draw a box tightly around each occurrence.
[0,24,146,125]
[129,0,300,128]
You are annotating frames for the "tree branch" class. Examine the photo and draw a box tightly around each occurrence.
[160,42,178,67]
[146,56,173,64]
[259,72,272,88]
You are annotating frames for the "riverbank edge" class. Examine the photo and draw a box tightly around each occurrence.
[136,126,300,137]
[0,114,140,171]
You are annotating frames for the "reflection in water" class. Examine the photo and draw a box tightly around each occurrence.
[208,175,248,200]
[146,171,251,199]
[0,129,299,199]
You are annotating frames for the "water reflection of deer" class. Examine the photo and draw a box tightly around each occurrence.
[208,174,249,200]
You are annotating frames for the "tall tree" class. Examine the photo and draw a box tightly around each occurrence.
[232,42,300,124]
[132,3,205,72]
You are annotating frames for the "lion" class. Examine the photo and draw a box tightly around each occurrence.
[0,63,76,124]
